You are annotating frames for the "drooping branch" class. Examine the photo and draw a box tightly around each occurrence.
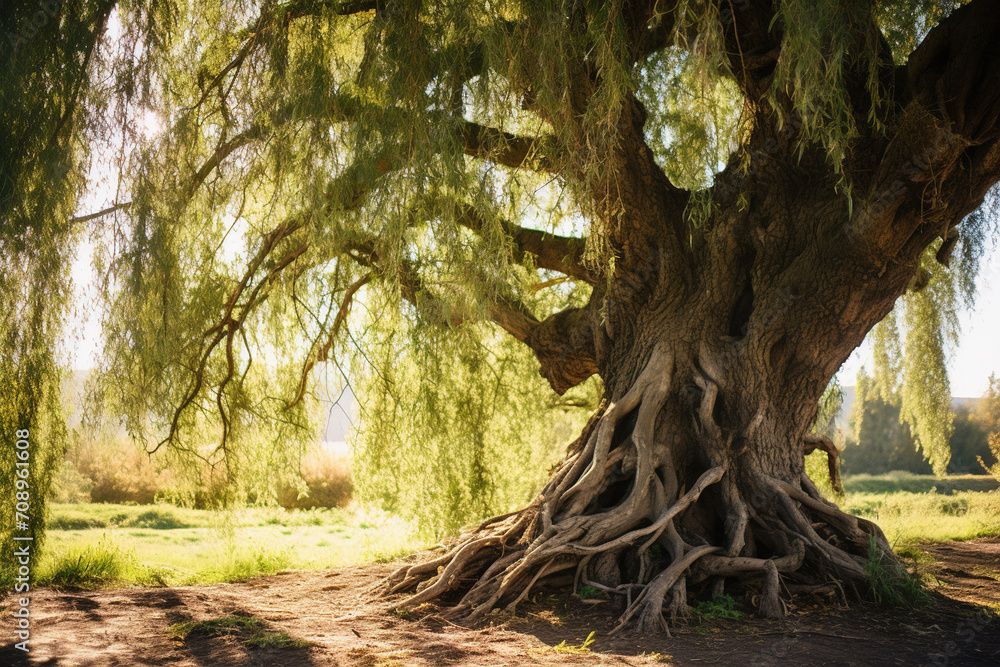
[287,272,372,410]
[153,216,311,454]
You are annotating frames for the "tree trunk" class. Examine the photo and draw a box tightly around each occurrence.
[384,188,906,630]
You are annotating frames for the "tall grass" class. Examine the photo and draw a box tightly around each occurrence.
[864,536,931,607]
[37,537,168,587]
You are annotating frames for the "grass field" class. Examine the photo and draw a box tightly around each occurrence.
[37,473,1000,589]
[39,503,427,588]
[840,473,1000,545]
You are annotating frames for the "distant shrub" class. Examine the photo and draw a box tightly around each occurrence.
[60,431,175,505]
[49,461,93,504]
[277,449,353,510]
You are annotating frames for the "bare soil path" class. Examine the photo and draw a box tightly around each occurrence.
[3,539,999,667]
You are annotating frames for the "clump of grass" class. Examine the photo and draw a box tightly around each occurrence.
[641,651,673,663]
[865,536,932,607]
[168,615,308,649]
[37,536,167,588]
[202,547,294,583]
[245,631,308,649]
[895,545,934,563]
[692,594,743,620]
[169,615,261,640]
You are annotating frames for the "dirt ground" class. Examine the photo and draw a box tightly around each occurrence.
[3,539,999,667]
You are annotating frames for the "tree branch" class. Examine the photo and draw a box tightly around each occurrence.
[458,121,558,173]
[344,235,597,394]
[455,205,596,284]
[852,0,1000,259]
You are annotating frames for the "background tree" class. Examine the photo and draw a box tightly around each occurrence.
[840,368,995,476]
[977,374,1000,479]
[6,0,1000,632]
[843,369,933,476]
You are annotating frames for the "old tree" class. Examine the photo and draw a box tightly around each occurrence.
[5,0,1000,631]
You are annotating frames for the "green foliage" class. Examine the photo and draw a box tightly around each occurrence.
[864,535,931,607]
[846,371,996,476]
[0,0,116,586]
[898,248,957,475]
[846,371,934,475]
[353,313,598,535]
[692,594,743,620]
[773,0,888,169]
[975,374,1000,481]
[951,406,994,474]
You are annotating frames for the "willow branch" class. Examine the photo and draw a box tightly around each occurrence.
[287,272,372,409]
[455,205,596,284]
[458,121,559,174]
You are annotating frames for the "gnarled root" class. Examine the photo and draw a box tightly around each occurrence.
[384,346,899,633]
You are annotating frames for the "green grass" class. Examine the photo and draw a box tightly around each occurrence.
[839,487,1000,544]
[37,475,1000,592]
[864,536,932,607]
[42,503,427,588]
[37,537,170,588]
[168,615,309,649]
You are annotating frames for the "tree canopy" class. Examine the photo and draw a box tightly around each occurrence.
[4,0,1000,572]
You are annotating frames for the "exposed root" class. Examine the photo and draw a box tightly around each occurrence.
[756,561,786,618]
[615,545,720,635]
[384,345,900,634]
